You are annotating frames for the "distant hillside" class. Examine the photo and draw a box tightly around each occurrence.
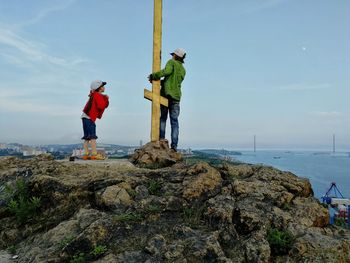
[198,149,242,156]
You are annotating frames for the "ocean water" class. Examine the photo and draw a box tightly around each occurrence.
[231,151,350,199]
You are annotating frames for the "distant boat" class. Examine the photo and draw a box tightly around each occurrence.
[273,156,281,159]
[313,152,331,156]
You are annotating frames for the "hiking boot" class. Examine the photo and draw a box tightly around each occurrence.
[90,153,106,160]
[82,155,90,160]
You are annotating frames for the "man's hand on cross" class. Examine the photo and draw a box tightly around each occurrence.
[148,74,154,83]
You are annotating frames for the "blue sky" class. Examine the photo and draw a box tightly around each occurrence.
[0,0,349,150]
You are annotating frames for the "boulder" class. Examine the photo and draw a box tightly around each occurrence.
[97,185,133,210]
[183,162,222,201]
[130,140,182,168]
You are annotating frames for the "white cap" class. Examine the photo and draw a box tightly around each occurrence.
[90,80,107,91]
[171,48,186,58]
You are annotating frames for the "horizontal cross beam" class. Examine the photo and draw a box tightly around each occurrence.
[144,88,168,107]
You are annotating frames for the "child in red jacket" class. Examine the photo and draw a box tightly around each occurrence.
[81,80,109,160]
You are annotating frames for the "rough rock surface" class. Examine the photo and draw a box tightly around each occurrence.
[0,155,349,263]
[130,140,182,168]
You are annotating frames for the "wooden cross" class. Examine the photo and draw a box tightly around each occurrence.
[144,0,168,142]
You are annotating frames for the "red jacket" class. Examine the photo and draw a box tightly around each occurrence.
[83,91,109,122]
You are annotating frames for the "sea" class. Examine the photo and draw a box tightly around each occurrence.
[230,151,350,199]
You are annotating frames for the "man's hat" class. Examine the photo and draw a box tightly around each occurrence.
[171,48,186,59]
[90,80,107,91]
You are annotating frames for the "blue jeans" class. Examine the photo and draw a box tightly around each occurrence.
[81,118,98,140]
[160,100,180,150]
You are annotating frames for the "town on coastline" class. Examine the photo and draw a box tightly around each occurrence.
[0,142,196,159]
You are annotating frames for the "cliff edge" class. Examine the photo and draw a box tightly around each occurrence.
[0,155,349,263]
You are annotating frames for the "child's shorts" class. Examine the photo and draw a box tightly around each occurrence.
[81,118,98,140]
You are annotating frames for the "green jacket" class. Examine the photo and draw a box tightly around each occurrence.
[151,59,186,101]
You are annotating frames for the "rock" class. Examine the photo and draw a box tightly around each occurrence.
[183,162,222,201]
[291,197,329,228]
[130,140,182,168]
[97,185,133,209]
[165,196,185,212]
[75,208,106,230]
[115,251,150,263]
[0,228,20,247]
[145,234,167,255]
[289,228,350,262]
[93,253,118,263]
[253,166,314,198]
[0,156,349,263]
[241,231,271,263]
[222,163,255,179]
[233,199,270,235]
[204,194,235,226]
[163,243,185,260]
[135,185,149,201]
[0,250,12,263]
[41,218,79,247]
[64,217,113,257]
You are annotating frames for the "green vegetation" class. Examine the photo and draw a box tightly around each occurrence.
[58,235,75,250]
[90,245,107,257]
[146,204,162,214]
[7,245,17,254]
[281,203,292,211]
[67,245,107,262]
[147,179,162,196]
[113,212,143,223]
[182,206,204,227]
[334,217,347,228]
[70,253,85,263]
[267,227,295,255]
[5,179,41,223]
[142,162,168,169]
[127,189,137,198]
[184,151,240,167]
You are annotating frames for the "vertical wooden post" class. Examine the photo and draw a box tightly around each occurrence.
[151,0,162,141]
[144,0,167,142]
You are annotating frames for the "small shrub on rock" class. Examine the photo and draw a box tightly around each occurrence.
[267,227,295,255]
[147,179,162,196]
[70,252,85,263]
[113,212,143,223]
[58,235,75,250]
[5,179,41,223]
[182,205,204,227]
[334,218,346,228]
[90,245,107,257]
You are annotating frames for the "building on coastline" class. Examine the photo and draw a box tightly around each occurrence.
[22,148,46,156]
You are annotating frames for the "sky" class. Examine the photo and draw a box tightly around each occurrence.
[0,0,349,150]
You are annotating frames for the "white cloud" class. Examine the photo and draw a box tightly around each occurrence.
[14,0,77,29]
[309,111,343,117]
[0,97,78,117]
[278,83,331,91]
[0,27,88,68]
[242,0,289,14]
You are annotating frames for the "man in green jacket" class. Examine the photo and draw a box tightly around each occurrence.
[149,48,186,151]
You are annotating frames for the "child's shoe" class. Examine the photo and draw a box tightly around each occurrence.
[90,153,106,160]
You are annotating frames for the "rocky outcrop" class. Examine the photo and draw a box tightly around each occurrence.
[183,162,222,201]
[130,140,182,168]
[0,155,349,263]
